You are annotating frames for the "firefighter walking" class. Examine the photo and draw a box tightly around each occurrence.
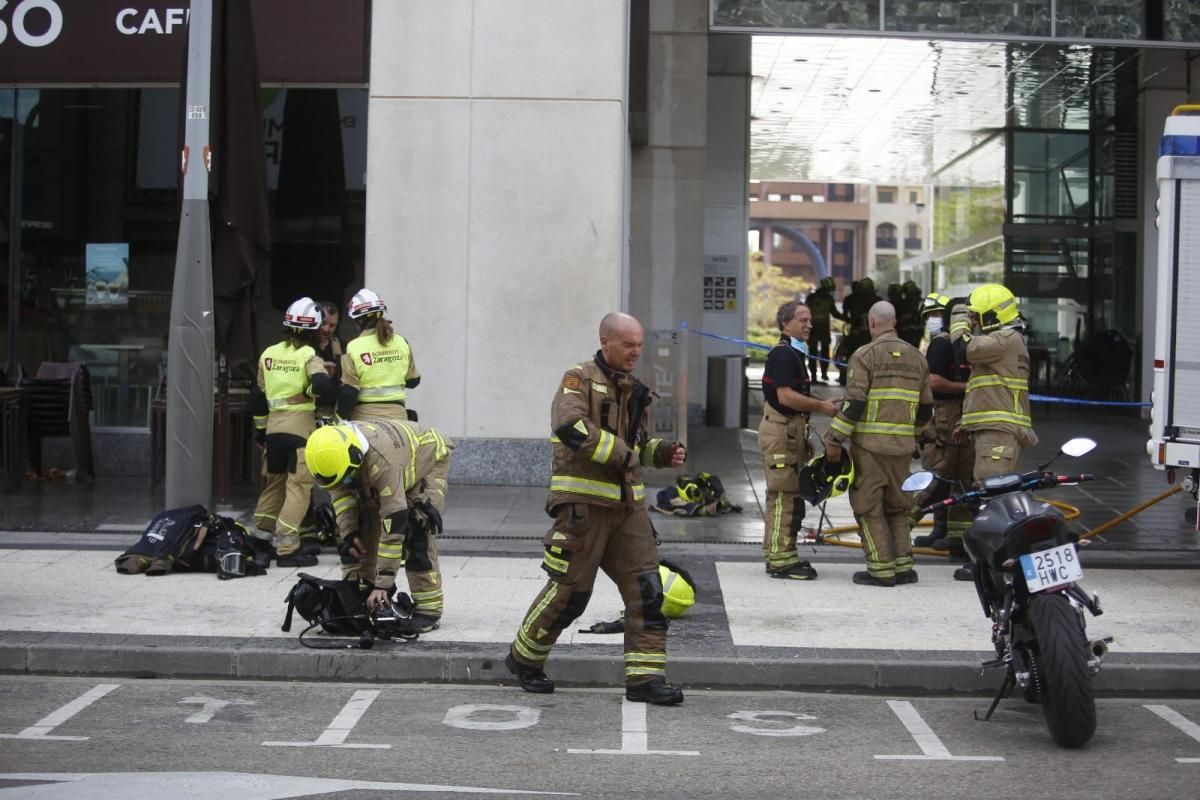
[305,418,454,632]
[250,298,335,567]
[505,312,688,704]
[824,301,932,586]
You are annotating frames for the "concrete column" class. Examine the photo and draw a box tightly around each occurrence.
[701,34,752,372]
[365,1,629,482]
[1138,49,1195,407]
[628,0,709,418]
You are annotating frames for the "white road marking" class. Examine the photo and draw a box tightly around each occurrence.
[567,699,699,756]
[179,696,256,724]
[1145,704,1200,763]
[0,772,577,798]
[443,704,540,731]
[0,683,119,741]
[727,710,825,737]
[262,689,390,749]
[875,700,1004,762]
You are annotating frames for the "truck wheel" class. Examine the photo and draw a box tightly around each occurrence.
[1028,594,1096,748]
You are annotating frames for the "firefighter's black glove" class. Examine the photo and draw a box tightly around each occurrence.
[408,496,443,536]
[338,534,365,565]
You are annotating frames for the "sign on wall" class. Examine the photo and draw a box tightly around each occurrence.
[85,242,129,306]
[0,0,368,84]
[703,254,739,312]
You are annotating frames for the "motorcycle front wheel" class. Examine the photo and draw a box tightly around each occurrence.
[1028,593,1097,748]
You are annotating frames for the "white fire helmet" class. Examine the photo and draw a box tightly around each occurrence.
[347,288,387,320]
[283,297,323,331]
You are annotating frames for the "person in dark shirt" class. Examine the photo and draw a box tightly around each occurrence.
[759,301,840,580]
[315,300,344,382]
[911,294,974,556]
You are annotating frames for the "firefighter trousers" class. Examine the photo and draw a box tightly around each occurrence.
[252,446,313,557]
[343,456,450,622]
[758,406,811,572]
[915,434,976,541]
[849,449,914,581]
[971,430,1024,482]
[511,503,667,686]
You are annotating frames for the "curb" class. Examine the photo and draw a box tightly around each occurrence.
[2,636,1197,697]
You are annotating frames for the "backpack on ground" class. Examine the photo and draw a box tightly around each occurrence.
[651,472,742,517]
[114,506,266,579]
[281,574,419,649]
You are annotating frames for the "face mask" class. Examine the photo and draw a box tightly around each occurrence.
[925,317,944,335]
[789,337,809,355]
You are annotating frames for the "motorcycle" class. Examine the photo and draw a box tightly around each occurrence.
[902,437,1109,748]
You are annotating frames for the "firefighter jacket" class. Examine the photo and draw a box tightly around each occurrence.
[547,353,673,511]
[329,419,454,590]
[342,331,420,406]
[255,341,326,438]
[960,327,1038,446]
[825,330,933,456]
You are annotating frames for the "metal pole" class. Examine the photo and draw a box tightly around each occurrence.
[166,0,215,508]
[6,89,24,383]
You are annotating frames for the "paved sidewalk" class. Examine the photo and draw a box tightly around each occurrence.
[1,409,1197,694]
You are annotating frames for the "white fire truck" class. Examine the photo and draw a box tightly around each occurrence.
[1148,105,1200,519]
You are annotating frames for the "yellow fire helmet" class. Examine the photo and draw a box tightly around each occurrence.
[305,423,365,489]
[920,292,949,317]
[967,284,1019,330]
[659,560,696,619]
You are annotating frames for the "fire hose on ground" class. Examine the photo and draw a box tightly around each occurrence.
[811,485,1185,557]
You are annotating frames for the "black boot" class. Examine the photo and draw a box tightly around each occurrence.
[852,571,896,587]
[276,552,318,567]
[505,652,554,694]
[953,563,975,582]
[625,678,684,705]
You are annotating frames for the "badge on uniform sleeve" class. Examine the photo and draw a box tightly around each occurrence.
[562,374,582,391]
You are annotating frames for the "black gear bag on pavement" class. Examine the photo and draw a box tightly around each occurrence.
[114,506,267,578]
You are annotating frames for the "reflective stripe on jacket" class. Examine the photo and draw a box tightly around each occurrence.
[961,328,1037,445]
[547,359,669,510]
[825,330,932,457]
[344,331,418,404]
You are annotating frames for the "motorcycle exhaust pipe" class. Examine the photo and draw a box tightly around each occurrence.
[1090,637,1112,660]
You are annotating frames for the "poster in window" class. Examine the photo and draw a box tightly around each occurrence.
[85,243,130,306]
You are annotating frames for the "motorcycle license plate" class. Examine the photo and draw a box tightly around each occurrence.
[1019,543,1083,592]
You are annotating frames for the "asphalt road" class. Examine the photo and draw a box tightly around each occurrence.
[0,676,1198,799]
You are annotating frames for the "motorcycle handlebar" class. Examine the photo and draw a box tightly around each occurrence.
[920,473,1094,513]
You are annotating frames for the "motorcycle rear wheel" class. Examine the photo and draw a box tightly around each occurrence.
[1028,593,1096,748]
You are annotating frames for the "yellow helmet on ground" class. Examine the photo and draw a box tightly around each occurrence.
[659,560,696,619]
[305,423,365,488]
[967,284,1019,330]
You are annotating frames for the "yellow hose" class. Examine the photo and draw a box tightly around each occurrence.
[814,497,1082,558]
[814,484,1185,556]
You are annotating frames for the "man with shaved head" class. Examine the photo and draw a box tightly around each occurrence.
[824,300,933,587]
[506,311,689,705]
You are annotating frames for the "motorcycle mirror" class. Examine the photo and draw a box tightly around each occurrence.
[1061,437,1097,458]
[901,471,935,492]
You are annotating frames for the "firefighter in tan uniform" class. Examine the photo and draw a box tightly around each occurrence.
[911,294,975,553]
[338,288,420,423]
[304,418,454,633]
[250,298,335,567]
[955,284,1038,478]
[952,284,1038,581]
[505,313,688,705]
[824,301,932,587]
[759,300,840,579]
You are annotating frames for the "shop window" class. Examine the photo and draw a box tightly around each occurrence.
[877,186,896,204]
